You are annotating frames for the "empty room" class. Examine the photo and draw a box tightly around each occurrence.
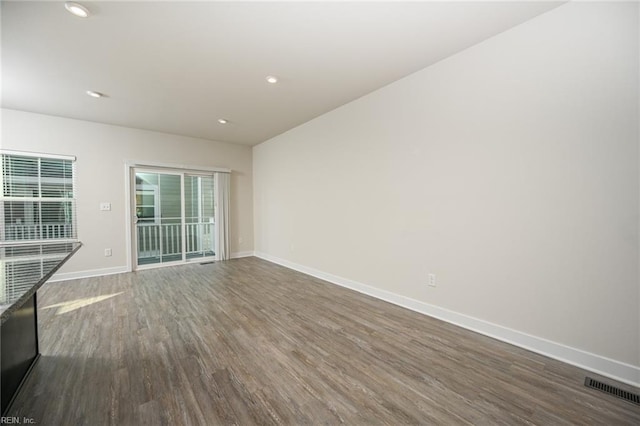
[1,0,639,424]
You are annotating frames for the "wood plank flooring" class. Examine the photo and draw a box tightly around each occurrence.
[7,257,640,425]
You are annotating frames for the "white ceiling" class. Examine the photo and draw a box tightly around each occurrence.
[1,1,562,146]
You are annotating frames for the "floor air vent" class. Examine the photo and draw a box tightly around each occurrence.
[584,377,640,405]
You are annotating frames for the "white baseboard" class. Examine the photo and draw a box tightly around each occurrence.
[49,253,254,282]
[231,251,254,259]
[254,251,640,388]
[47,251,253,283]
[49,266,129,283]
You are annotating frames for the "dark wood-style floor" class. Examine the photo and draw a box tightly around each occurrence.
[7,257,640,425]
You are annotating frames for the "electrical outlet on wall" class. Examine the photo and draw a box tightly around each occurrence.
[104,248,112,257]
[428,273,436,287]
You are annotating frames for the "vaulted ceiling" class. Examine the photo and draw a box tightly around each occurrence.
[1,1,562,146]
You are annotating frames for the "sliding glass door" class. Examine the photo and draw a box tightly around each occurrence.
[184,175,215,260]
[133,169,215,268]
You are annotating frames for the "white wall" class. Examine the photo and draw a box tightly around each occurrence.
[254,2,640,383]
[1,109,254,277]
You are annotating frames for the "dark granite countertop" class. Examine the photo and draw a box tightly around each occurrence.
[0,241,82,324]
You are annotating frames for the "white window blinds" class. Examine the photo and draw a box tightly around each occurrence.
[0,151,77,243]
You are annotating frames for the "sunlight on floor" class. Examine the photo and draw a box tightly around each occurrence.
[41,292,124,315]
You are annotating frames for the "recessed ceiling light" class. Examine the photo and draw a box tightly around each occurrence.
[65,2,90,18]
[266,76,278,84]
[217,119,228,124]
[86,90,105,98]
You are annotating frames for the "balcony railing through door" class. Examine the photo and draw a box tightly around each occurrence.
[137,221,215,264]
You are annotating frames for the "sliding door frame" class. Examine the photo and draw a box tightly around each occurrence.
[131,166,186,271]
[124,161,231,273]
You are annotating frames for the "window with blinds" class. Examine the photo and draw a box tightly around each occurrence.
[0,151,77,243]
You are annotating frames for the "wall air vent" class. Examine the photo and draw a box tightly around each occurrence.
[584,377,640,405]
